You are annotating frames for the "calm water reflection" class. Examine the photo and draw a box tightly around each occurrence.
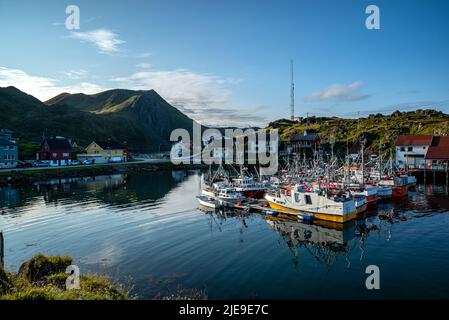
[1,171,449,299]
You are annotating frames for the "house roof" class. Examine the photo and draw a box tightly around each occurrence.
[395,135,433,146]
[289,133,319,142]
[43,137,72,150]
[96,140,124,150]
[425,136,449,159]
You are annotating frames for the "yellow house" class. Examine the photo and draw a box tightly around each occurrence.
[80,140,127,163]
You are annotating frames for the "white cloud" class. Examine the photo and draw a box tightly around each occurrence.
[111,69,265,126]
[0,67,106,101]
[135,52,151,58]
[68,29,125,55]
[308,80,370,102]
[0,66,267,127]
[61,69,88,80]
[135,63,152,69]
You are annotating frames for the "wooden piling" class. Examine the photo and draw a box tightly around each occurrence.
[0,231,4,269]
[424,160,427,184]
[446,160,449,189]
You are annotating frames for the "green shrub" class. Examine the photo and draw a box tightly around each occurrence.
[18,253,72,283]
[0,254,130,300]
[0,265,11,294]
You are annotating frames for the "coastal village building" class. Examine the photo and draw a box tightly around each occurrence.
[425,136,449,168]
[37,136,73,166]
[395,135,449,168]
[78,140,127,164]
[395,135,432,167]
[0,129,18,169]
[287,131,320,154]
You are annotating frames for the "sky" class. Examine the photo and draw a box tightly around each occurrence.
[0,0,448,127]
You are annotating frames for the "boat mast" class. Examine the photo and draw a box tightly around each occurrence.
[379,140,382,180]
[361,142,365,186]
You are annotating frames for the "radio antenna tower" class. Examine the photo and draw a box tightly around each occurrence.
[290,59,295,121]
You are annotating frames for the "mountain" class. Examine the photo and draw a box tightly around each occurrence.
[0,86,197,153]
[269,109,449,156]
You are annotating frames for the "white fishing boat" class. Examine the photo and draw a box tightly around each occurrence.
[201,181,227,198]
[201,186,216,198]
[265,184,357,223]
[216,187,247,204]
[196,195,217,209]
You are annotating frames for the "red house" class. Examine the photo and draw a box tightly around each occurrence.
[37,137,73,166]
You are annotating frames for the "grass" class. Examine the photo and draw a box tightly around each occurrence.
[0,254,130,300]
[0,254,208,300]
[269,109,449,157]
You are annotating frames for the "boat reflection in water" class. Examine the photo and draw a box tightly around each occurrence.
[266,217,362,267]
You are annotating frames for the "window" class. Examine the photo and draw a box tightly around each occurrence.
[305,195,312,205]
[400,147,405,152]
[408,147,413,152]
[294,193,300,203]
[52,153,57,158]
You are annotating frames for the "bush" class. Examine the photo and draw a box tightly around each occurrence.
[0,254,130,300]
[18,253,72,283]
[0,265,11,294]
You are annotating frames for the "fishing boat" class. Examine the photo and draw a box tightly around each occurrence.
[231,177,267,199]
[196,195,217,209]
[264,184,357,223]
[352,185,378,206]
[377,185,392,199]
[392,175,409,199]
[404,175,417,187]
[353,194,367,213]
[216,187,247,204]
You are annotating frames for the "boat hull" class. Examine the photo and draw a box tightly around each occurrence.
[356,203,368,214]
[237,189,266,199]
[377,186,392,200]
[266,200,357,223]
[392,185,408,199]
[197,196,216,209]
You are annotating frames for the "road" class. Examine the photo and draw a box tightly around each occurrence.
[0,158,172,174]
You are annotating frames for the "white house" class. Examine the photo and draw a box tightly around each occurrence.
[395,135,433,167]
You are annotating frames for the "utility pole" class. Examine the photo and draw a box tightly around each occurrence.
[290,59,295,121]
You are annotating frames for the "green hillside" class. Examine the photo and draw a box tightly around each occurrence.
[269,109,449,156]
[0,86,197,154]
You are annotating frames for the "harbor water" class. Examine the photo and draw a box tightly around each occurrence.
[1,170,449,299]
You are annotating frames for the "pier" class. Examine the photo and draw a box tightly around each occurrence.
[407,165,449,185]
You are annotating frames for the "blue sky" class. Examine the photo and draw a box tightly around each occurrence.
[0,0,448,126]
